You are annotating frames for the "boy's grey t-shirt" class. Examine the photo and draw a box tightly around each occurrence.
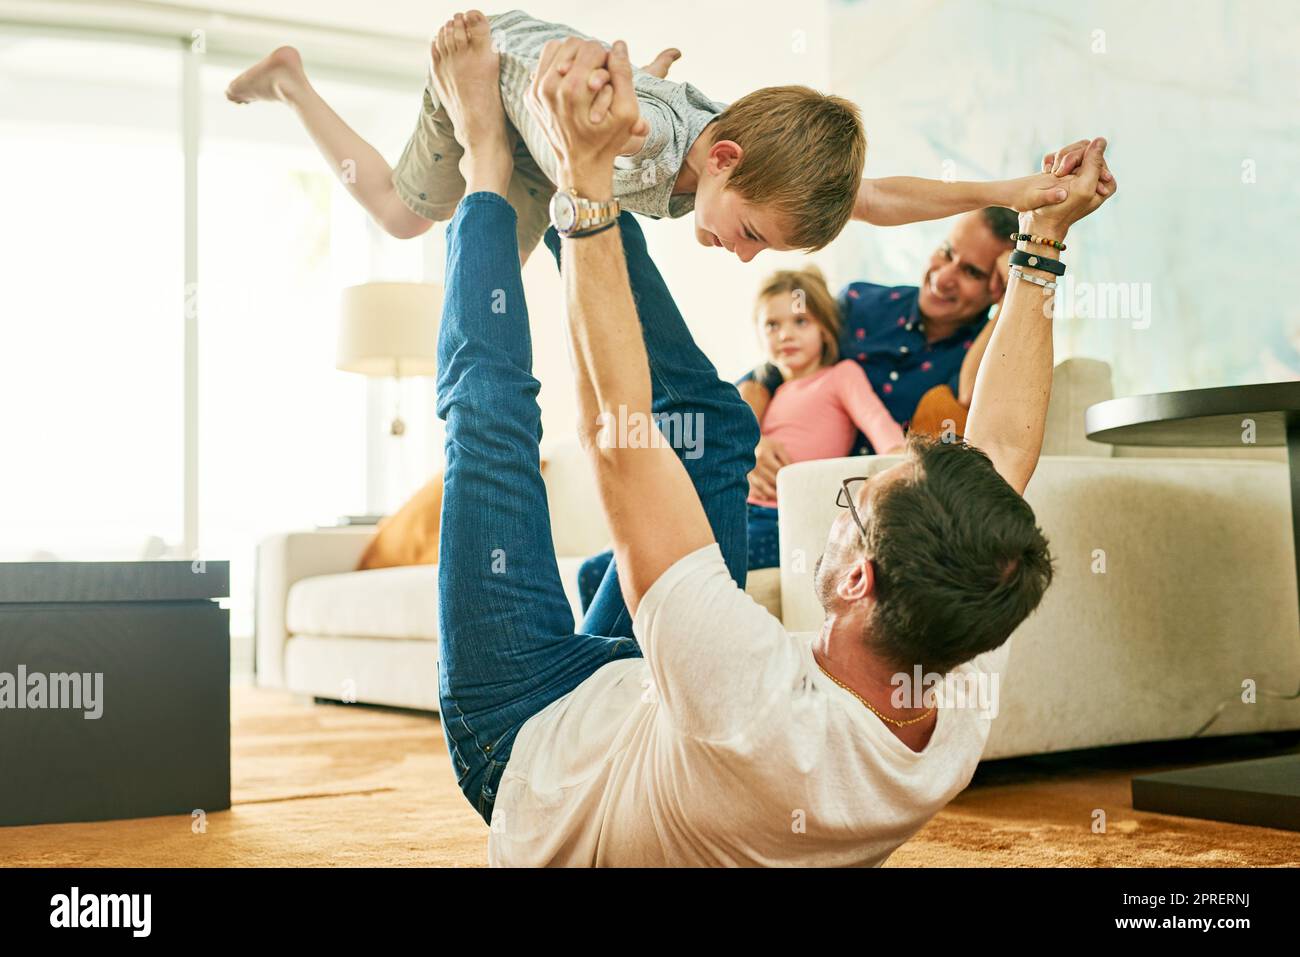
[487,9,727,218]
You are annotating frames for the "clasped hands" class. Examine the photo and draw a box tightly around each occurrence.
[525,36,644,197]
[987,138,1118,300]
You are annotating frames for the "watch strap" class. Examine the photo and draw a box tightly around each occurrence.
[571,195,620,232]
[565,220,618,240]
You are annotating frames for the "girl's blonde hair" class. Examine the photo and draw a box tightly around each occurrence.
[753,265,842,378]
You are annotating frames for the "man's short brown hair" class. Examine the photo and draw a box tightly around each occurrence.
[708,86,866,252]
[862,434,1055,674]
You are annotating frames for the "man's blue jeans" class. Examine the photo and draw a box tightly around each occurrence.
[435,192,758,823]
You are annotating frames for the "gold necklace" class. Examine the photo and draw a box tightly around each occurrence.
[815,659,937,728]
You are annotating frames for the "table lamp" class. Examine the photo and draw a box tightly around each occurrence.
[336,281,442,436]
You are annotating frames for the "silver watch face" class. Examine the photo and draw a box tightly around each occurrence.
[549,191,578,233]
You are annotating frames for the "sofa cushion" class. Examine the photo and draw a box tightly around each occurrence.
[287,565,437,640]
[284,635,441,710]
[287,557,589,640]
[1042,357,1114,457]
[355,474,443,570]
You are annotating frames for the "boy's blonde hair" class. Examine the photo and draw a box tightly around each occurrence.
[710,87,867,252]
[753,264,842,372]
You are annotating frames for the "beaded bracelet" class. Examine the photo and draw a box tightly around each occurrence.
[1009,232,1067,251]
[1010,266,1057,291]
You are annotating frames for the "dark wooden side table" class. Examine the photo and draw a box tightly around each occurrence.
[0,561,231,826]
[1086,382,1300,831]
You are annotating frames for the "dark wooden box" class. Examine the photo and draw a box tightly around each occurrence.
[0,561,230,826]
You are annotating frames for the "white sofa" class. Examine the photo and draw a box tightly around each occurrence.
[255,439,780,710]
[256,358,1300,755]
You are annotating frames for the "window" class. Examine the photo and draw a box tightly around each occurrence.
[0,30,184,560]
[0,25,439,643]
[197,59,435,639]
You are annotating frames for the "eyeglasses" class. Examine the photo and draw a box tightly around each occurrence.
[836,476,869,539]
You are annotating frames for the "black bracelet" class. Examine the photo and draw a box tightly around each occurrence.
[1009,249,1066,276]
[565,220,618,240]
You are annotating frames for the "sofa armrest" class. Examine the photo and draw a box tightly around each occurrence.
[254,528,376,688]
[775,454,903,632]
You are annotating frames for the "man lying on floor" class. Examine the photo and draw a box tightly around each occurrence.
[429,24,1116,865]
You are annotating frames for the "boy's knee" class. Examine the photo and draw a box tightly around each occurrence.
[382,206,437,240]
[378,185,442,239]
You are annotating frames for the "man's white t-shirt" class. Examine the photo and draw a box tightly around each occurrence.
[488,543,1009,867]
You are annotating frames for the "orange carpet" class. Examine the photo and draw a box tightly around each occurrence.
[2,686,1297,867]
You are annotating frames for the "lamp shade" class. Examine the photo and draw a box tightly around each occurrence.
[336,281,442,377]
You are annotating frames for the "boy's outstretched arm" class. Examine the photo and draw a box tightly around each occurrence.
[852,140,1113,225]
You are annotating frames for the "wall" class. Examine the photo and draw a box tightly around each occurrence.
[827,0,1300,397]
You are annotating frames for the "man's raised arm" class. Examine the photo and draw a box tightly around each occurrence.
[526,38,716,613]
[964,137,1115,496]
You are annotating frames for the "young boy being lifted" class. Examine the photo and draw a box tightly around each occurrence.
[227,9,1094,262]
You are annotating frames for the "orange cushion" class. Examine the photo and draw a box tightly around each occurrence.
[356,473,444,570]
[908,384,969,440]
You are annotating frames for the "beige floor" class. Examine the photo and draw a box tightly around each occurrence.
[3,686,1298,867]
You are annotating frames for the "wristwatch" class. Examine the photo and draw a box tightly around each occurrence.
[549,188,620,237]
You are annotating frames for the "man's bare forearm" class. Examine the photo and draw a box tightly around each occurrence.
[561,221,715,606]
[561,226,653,449]
[962,244,1061,495]
[530,32,720,609]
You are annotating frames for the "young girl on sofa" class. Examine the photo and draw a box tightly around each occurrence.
[578,264,905,610]
[739,265,906,569]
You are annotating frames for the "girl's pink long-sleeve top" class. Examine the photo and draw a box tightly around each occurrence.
[749,359,906,508]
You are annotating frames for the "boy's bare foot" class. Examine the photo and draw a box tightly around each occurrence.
[429,10,512,195]
[225,46,306,104]
[641,47,681,79]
